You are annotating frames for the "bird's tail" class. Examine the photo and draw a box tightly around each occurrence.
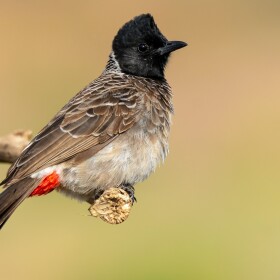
[0,177,37,229]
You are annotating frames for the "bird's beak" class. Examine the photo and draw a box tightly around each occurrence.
[157,41,187,56]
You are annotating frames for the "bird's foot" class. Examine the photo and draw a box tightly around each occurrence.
[120,183,137,204]
[88,187,132,224]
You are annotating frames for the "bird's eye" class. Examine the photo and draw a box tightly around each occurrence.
[138,43,149,53]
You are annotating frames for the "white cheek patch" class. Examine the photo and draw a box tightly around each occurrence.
[31,166,62,179]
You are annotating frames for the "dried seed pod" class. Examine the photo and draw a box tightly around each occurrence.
[89,187,132,224]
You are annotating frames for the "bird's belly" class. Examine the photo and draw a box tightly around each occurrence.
[60,129,168,197]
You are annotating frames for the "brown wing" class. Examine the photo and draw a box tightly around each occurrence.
[3,74,142,186]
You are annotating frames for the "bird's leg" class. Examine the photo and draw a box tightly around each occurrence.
[119,183,137,204]
[86,188,105,205]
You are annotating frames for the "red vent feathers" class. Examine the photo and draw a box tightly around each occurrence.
[30,171,60,196]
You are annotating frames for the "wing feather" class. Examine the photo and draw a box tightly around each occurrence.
[3,74,142,186]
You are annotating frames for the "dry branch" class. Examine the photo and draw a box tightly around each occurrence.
[0,130,32,163]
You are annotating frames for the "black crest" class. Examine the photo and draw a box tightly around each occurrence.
[112,14,186,80]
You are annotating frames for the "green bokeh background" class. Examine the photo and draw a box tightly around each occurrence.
[1,1,280,279]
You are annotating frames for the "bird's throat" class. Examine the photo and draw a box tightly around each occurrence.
[30,171,60,196]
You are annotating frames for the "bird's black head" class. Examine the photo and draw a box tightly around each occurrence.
[112,14,187,80]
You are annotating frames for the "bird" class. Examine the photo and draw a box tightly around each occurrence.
[0,13,187,229]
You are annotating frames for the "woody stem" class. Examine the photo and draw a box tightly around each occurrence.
[0,130,32,164]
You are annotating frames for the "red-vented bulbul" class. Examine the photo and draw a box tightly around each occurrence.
[0,14,187,229]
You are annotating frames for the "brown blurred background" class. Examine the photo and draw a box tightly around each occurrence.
[0,1,280,279]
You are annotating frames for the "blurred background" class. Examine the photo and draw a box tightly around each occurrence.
[0,1,280,279]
